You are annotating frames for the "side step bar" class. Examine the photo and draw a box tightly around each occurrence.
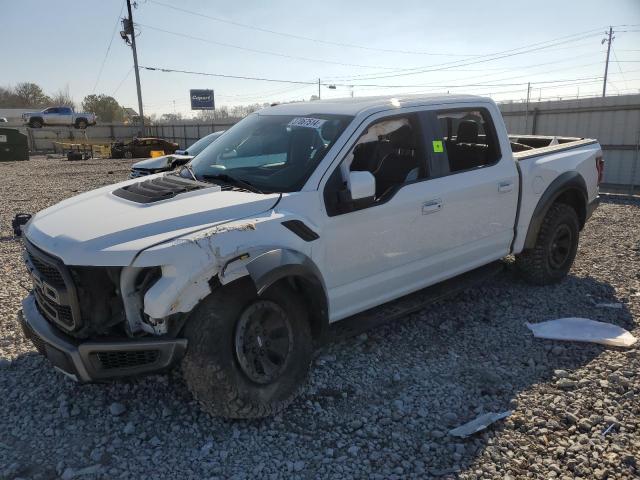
[327,261,505,342]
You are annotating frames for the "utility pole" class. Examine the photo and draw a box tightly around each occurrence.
[602,27,614,97]
[318,78,321,100]
[122,0,145,129]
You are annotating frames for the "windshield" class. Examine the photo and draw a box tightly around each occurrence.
[184,113,352,193]
[187,131,223,157]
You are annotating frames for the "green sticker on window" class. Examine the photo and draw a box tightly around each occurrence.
[432,140,444,153]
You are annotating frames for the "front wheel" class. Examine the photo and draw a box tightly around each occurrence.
[29,119,43,128]
[181,279,312,419]
[516,203,580,285]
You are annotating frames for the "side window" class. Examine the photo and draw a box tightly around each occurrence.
[44,108,57,114]
[324,114,427,216]
[59,107,71,114]
[348,115,426,199]
[433,109,501,174]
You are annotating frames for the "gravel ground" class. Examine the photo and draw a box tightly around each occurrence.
[1,156,638,479]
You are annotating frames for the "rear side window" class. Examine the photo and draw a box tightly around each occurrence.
[434,109,501,173]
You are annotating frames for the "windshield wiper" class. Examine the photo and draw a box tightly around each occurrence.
[202,173,264,194]
[180,163,197,181]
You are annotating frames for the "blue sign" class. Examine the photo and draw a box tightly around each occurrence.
[190,89,215,110]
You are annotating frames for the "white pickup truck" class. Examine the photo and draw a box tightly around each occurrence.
[22,106,96,129]
[19,94,602,418]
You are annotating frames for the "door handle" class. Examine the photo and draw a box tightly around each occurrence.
[498,182,513,193]
[422,199,442,215]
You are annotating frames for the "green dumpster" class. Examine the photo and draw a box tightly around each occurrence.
[0,128,29,161]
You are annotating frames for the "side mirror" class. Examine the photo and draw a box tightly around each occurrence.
[348,171,375,201]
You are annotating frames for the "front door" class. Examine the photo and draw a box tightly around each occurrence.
[317,113,435,320]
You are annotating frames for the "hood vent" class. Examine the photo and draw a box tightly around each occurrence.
[112,174,217,204]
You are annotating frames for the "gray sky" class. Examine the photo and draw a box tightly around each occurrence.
[3,0,640,116]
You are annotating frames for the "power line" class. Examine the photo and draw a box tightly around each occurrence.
[112,66,133,96]
[335,31,606,82]
[612,47,630,90]
[92,0,126,93]
[140,65,317,85]
[140,20,611,81]
[140,64,621,91]
[323,28,609,82]
[146,0,478,57]
[324,40,604,81]
[138,23,409,70]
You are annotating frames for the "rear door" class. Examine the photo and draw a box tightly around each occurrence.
[58,107,73,125]
[414,107,518,274]
[42,107,58,125]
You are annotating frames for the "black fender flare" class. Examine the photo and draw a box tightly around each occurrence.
[245,248,329,339]
[523,171,588,250]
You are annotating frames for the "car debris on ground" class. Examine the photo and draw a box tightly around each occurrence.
[448,411,512,438]
[526,317,637,347]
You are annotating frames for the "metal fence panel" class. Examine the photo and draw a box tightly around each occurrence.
[499,94,640,192]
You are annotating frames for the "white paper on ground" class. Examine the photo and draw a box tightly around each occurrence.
[595,303,624,309]
[526,318,637,347]
[449,411,512,438]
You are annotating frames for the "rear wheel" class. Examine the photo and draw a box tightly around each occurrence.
[181,279,312,418]
[75,119,88,129]
[516,203,580,285]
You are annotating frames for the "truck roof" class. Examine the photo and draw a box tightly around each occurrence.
[262,93,491,117]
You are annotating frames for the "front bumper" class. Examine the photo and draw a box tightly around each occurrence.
[19,294,187,382]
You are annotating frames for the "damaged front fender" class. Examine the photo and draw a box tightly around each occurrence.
[133,219,263,320]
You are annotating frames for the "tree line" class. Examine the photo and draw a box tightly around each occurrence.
[1,82,317,125]
[0,82,127,122]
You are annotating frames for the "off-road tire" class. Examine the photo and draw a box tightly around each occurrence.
[75,119,88,129]
[181,279,312,419]
[29,118,43,128]
[516,203,580,285]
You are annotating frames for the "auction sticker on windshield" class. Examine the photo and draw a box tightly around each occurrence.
[0,135,7,143]
[288,117,326,129]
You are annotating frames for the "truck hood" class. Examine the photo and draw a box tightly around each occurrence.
[132,154,193,171]
[24,176,281,266]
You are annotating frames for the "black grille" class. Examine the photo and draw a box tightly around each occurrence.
[27,252,65,288]
[95,350,160,370]
[20,316,47,356]
[24,240,81,331]
[34,289,74,328]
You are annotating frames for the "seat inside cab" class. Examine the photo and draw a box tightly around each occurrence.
[349,118,423,198]
[440,112,499,172]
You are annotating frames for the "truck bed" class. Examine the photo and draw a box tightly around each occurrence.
[510,134,598,160]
